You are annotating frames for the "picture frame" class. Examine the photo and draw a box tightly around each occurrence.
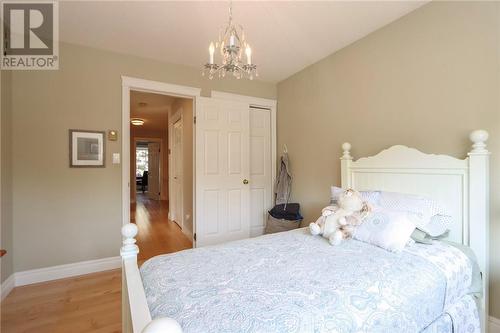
[69,130,106,168]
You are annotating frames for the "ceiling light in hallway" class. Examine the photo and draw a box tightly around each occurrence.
[131,118,145,126]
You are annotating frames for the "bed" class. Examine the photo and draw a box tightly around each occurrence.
[120,130,490,333]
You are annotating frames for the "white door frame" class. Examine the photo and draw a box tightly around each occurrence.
[121,76,201,229]
[169,116,184,230]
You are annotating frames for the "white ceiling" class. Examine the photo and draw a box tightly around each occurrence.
[130,91,173,131]
[60,1,428,83]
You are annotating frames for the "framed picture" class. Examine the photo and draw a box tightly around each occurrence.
[69,130,106,167]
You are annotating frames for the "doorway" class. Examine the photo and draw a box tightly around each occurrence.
[128,89,194,263]
[122,77,278,252]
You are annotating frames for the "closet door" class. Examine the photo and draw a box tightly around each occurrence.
[249,107,272,237]
[195,97,250,247]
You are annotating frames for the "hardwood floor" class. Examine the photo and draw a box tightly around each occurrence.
[1,270,122,333]
[132,193,193,264]
[1,195,192,333]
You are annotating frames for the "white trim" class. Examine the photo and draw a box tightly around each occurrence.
[490,316,500,333]
[1,274,15,301]
[169,115,184,230]
[14,256,121,287]
[121,76,201,98]
[270,103,277,201]
[211,91,277,108]
[121,76,201,229]
[1,256,121,302]
[122,84,131,232]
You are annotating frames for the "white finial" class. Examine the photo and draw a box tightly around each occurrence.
[142,318,183,333]
[469,130,489,154]
[341,142,352,160]
[120,223,139,258]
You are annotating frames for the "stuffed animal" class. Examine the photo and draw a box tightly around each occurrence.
[309,189,371,245]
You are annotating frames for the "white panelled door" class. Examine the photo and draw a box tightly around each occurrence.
[249,107,272,237]
[195,97,250,247]
[147,142,161,200]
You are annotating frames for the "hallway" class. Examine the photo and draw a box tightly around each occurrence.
[131,194,192,264]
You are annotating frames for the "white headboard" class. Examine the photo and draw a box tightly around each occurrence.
[340,130,490,329]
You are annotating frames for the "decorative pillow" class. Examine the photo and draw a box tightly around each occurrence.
[353,207,416,253]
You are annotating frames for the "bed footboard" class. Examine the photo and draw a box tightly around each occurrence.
[121,223,183,333]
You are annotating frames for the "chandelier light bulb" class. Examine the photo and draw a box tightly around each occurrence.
[245,46,252,65]
[209,42,215,64]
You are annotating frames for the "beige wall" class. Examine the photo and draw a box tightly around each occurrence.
[277,1,500,317]
[9,42,276,273]
[170,98,194,237]
[1,70,13,282]
[130,127,169,202]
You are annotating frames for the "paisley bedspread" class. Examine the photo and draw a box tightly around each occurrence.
[140,228,478,333]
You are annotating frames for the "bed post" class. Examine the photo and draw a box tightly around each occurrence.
[467,129,489,332]
[121,223,141,333]
[340,142,353,188]
[121,223,183,333]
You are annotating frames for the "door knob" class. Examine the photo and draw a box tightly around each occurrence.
[243,179,249,185]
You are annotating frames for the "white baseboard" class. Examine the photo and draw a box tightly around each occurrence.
[14,256,121,287]
[0,257,121,302]
[490,316,500,333]
[1,274,15,301]
[181,225,193,240]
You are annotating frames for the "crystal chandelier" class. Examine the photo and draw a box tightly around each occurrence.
[203,1,257,80]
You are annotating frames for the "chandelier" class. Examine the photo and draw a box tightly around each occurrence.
[202,1,257,80]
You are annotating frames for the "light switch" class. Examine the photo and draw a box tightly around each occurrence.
[112,153,121,164]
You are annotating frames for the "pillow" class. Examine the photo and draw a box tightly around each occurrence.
[353,207,416,252]
[418,214,451,237]
[330,186,380,205]
[411,228,450,244]
[331,187,452,238]
[378,191,450,220]
[377,191,453,237]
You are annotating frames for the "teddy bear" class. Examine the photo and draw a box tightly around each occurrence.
[309,189,371,245]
